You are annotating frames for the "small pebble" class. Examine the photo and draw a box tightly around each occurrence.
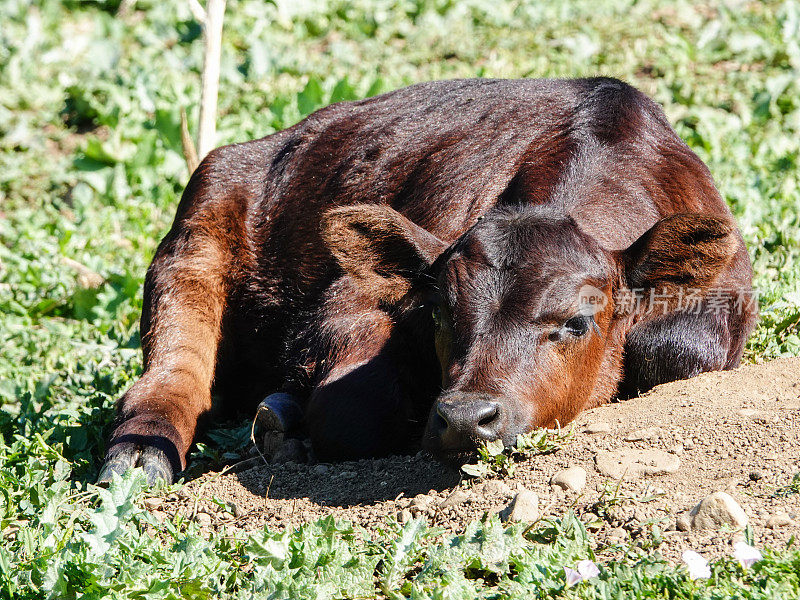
[767,514,793,529]
[607,527,627,541]
[595,449,680,479]
[227,501,243,518]
[312,464,330,476]
[143,497,163,510]
[152,510,168,523]
[689,492,749,530]
[581,512,602,531]
[584,422,612,434]
[624,428,659,442]
[410,495,433,509]
[550,466,587,492]
[479,480,513,498]
[676,512,692,532]
[440,489,470,508]
[501,489,539,523]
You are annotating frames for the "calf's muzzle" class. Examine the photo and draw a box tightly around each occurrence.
[431,392,505,452]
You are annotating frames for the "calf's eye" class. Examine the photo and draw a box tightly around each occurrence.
[431,305,442,329]
[564,315,591,337]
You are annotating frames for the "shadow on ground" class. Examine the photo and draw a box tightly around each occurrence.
[233,451,461,507]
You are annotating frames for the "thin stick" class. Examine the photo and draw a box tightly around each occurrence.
[187,0,206,24]
[180,107,199,173]
[197,0,226,162]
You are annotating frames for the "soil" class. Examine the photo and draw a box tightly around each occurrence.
[157,357,800,562]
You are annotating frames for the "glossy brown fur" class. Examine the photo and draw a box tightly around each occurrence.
[102,78,756,479]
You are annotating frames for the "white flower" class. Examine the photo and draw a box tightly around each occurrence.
[682,550,711,580]
[564,566,582,587]
[733,541,762,569]
[564,560,600,587]
[577,559,600,579]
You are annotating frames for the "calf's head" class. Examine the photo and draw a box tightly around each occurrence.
[323,204,737,463]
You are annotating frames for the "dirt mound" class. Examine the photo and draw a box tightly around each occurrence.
[160,357,800,560]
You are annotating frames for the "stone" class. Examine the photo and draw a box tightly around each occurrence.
[410,495,433,509]
[152,510,168,523]
[501,490,540,523]
[737,408,761,418]
[581,512,602,531]
[607,527,627,541]
[398,509,412,524]
[624,428,659,442]
[550,466,587,492]
[595,449,681,479]
[143,497,163,510]
[767,514,793,529]
[689,492,749,530]
[312,464,330,476]
[479,480,513,498]
[195,512,212,527]
[584,422,612,434]
[227,501,243,518]
[440,489,470,508]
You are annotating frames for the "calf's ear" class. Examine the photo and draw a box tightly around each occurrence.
[322,204,447,303]
[621,213,739,292]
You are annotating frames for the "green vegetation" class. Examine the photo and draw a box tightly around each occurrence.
[1,0,799,597]
[461,427,573,478]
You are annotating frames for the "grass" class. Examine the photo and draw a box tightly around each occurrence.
[1,0,799,597]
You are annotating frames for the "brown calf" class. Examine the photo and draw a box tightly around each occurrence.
[99,78,756,483]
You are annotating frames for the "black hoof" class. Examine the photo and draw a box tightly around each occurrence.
[256,392,303,433]
[271,438,310,464]
[98,444,175,487]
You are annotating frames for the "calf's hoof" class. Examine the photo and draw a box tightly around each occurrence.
[98,441,177,486]
[256,392,303,433]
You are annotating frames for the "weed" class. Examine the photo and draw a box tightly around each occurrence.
[461,426,574,479]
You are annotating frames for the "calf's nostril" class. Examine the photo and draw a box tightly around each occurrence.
[434,398,503,445]
[476,404,499,427]
[432,410,448,434]
[474,402,502,439]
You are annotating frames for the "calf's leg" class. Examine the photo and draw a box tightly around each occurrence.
[619,297,753,397]
[306,351,417,460]
[98,235,229,484]
[303,298,437,461]
[99,165,247,484]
